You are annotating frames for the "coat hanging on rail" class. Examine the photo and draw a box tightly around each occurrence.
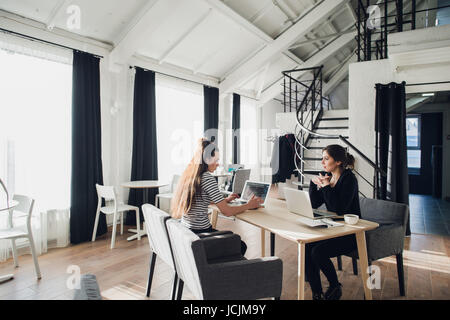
[271,133,299,184]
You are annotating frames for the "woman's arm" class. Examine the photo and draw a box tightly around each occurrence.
[321,174,358,213]
[215,196,262,217]
[309,179,324,208]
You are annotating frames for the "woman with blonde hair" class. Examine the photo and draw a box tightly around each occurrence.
[171,138,262,255]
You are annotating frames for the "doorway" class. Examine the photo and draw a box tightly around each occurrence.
[406,91,449,236]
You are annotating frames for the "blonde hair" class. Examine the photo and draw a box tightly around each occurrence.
[170,138,218,219]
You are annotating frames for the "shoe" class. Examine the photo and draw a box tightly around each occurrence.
[312,292,324,300]
[324,283,342,300]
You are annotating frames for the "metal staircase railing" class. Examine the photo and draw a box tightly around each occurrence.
[281,66,386,198]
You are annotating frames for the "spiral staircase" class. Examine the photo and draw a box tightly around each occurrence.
[280,66,384,198]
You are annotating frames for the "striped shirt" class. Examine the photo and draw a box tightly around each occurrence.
[181,171,224,230]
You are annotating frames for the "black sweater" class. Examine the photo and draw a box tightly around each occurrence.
[309,169,361,217]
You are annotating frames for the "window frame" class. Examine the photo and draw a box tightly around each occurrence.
[406,114,421,175]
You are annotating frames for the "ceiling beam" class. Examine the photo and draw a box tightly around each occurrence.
[131,54,219,87]
[158,8,212,64]
[218,0,348,96]
[203,0,306,80]
[258,30,356,105]
[323,54,357,95]
[46,0,72,30]
[109,0,179,68]
[204,0,273,43]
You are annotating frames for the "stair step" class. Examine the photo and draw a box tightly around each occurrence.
[316,126,349,129]
[308,138,345,148]
[322,109,348,118]
[309,136,348,139]
[319,117,349,121]
[303,157,322,161]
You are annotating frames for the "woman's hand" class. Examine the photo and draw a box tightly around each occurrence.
[312,173,331,188]
[246,195,263,209]
[318,173,331,187]
[226,193,239,203]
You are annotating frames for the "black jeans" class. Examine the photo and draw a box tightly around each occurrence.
[305,234,356,294]
[191,227,247,256]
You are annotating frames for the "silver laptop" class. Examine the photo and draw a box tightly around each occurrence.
[232,180,271,207]
[284,188,338,220]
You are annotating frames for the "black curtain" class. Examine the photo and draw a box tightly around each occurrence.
[126,67,158,225]
[232,93,240,164]
[375,81,410,235]
[204,86,219,142]
[70,51,105,244]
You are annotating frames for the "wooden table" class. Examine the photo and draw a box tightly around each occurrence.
[121,180,168,241]
[210,198,379,300]
[0,200,19,284]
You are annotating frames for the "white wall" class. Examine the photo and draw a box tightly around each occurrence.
[328,79,349,110]
[349,51,450,199]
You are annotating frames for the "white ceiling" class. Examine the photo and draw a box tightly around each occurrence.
[0,0,359,103]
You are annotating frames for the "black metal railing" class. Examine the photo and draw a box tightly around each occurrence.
[280,65,386,198]
[356,0,450,62]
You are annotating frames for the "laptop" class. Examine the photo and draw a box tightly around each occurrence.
[231,180,271,207]
[284,188,338,220]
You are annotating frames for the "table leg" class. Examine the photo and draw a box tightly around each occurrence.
[355,231,372,300]
[210,209,218,229]
[297,242,305,300]
[270,232,275,256]
[127,188,148,241]
[261,229,265,257]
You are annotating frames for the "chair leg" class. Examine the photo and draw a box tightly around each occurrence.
[11,239,19,268]
[120,212,124,235]
[336,255,343,271]
[111,212,118,249]
[176,278,184,300]
[146,252,157,297]
[171,273,178,300]
[91,209,101,242]
[352,257,358,275]
[396,253,405,296]
[28,235,41,279]
[135,209,141,241]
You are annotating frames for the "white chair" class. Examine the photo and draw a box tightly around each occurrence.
[0,194,41,279]
[142,204,178,299]
[155,174,180,212]
[92,184,141,249]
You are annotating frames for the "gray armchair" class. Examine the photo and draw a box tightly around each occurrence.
[166,219,283,300]
[338,198,409,296]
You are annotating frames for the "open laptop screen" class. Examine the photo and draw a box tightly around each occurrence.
[241,181,270,204]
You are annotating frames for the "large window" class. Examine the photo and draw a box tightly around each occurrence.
[0,45,72,259]
[0,49,72,210]
[155,75,204,184]
[240,97,260,180]
[406,115,421,174]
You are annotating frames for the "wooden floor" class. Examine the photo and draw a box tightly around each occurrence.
[1,200,449,300]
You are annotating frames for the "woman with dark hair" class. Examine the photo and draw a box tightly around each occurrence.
[306,144,360,300]
[171,138,263,255]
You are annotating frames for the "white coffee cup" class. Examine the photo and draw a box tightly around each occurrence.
[344,214,359,225]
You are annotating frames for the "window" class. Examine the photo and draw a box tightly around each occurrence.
[0,45,72,259]
[240,97,260,180]
[155,74,204,184]
[406,115,421,174]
